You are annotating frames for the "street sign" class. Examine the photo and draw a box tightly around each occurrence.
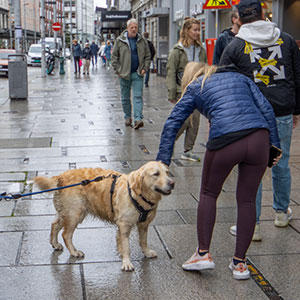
[203,0,232,9]
[52,22,61,31]
[231,0,240,5]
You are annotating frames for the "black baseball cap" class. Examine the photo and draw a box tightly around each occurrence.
[237,0,262,18]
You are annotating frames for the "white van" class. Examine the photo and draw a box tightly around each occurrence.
[40,37,62,53]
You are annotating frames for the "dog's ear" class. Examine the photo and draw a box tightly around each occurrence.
[129,169,143,196]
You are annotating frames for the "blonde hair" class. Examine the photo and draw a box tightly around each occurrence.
[181,62,218,96]
[179,18,201,48]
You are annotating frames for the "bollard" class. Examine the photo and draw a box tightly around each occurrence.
[59,56,65,75]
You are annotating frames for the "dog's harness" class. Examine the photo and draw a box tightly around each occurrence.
[127,182,155,223]
[110,174,120,214]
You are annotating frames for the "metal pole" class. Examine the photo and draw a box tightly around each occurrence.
[40,0,46,77]
[33,0,37,43]
[70,0,73,49]
[62,0,66,58]
[81,0,83,42]
[76,0,78,40]
[8,0,13,48]
[14,0,22,53]
[23,1,27,52]
[53,0,57,52]
[216,10,219,38]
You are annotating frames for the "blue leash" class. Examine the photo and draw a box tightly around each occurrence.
[0,175,112,201]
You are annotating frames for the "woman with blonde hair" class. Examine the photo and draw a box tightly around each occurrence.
[166,18,207,162]
[157,62,281,280]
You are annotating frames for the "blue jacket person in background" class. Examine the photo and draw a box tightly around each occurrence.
[156,62,281,280]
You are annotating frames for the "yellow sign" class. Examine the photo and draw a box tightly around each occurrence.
[203,0,232,9]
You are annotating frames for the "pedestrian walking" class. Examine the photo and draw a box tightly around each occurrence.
[220,0,300,240]
[156,62,281,280]
[166,17,207,162]
[82,42,92,75]
[213,10,241,65]
[99,42,106,67]
[111,18,151,129]
[72,39,82,74]
[104,41,112,70]
[90,41,99,67]
[143,32,156,88]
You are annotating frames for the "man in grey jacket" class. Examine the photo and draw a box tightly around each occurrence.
[111,18,151,129]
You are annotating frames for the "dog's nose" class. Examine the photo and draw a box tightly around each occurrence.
[168,180,175,189]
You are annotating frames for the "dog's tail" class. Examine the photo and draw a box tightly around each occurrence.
[34,176,59,191]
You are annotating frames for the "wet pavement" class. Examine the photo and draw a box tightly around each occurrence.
[0,61,299,300]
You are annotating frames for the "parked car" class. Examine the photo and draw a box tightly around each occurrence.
[0,49,17,77]
[27,44,42,66]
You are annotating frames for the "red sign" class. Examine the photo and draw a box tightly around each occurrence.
[52,22,61,32]
[231,0,240,5]
[203,0,232,9]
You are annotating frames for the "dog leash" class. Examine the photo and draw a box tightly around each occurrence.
[0,174,116,201]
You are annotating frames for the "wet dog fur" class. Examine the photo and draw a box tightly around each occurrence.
[34,161,174,271]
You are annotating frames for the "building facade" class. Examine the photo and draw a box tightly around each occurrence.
[64,0,95,44]
[0,0,9,47]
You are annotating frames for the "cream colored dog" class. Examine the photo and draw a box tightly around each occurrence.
[34,161,174,271]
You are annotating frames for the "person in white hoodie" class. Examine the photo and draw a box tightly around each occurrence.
[220,0,300,241]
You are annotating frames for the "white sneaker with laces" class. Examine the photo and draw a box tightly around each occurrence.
[182,250,215,271]
[274,207,292,227]
[181,150,201,162]
[229,224,262,241]
[229,260,250,280]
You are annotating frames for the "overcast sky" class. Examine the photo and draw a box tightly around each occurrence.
[94,0,107,8]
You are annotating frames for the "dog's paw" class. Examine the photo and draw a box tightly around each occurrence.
[143,249,157,258]
[71,250,85,258]
[121,259,135,272]
[52,243,63,251]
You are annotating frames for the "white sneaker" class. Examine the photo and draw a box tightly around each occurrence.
[229,224,262,241]
[274,207,292,227]
[229,260,250,280]
[181,151,201,162]
[182,250,215,271]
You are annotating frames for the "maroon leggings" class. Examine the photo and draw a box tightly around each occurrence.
[197,129,269,259]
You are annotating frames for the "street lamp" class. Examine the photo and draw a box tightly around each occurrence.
[23,1,29,52]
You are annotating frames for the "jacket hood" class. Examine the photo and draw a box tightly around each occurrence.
[236,20,281,47]
[119,30,142,42]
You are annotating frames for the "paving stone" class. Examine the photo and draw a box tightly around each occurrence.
[84,258,264,300]
[19,227,168,266]
[14,199,56,216]
[0,232,22,266]
[0,137,52,149]
[0,265,83,300]
[250,254,300,300]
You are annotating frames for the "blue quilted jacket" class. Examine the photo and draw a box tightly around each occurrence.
[157,70,280,166]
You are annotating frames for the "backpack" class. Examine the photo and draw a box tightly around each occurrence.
[147,40,156,60]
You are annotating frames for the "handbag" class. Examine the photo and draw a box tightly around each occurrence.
[79,59,82,67]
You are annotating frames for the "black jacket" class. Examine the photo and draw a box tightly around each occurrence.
[82,47,93,60]
[220,32,300,116]
[213,29,236,65]
[147,40,156,60]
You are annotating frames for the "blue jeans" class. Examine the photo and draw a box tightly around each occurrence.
[92,54,97,65]
[120,72,144,121]
[145,70,150,85]
[256,114,293,223]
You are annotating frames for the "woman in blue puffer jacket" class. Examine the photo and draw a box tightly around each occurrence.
[156,62,281,280]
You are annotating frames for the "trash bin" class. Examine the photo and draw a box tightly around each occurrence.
[8,54,28,100]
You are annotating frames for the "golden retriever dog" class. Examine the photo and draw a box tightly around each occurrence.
[34,161,174,271]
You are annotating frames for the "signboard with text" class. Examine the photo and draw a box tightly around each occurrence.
[203,0,232,9]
